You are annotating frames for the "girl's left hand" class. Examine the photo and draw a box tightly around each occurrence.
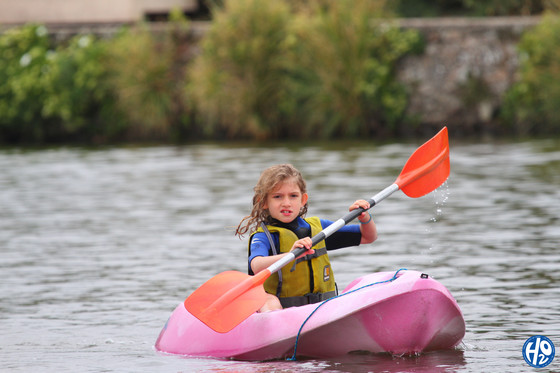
[350,199,370,221]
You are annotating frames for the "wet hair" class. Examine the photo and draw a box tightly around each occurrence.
[235,164,308,238]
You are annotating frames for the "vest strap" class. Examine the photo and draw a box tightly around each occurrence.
[260,222,283,297]
[279,290,337,308]
[292,247,328,266]
[291,247,328,272]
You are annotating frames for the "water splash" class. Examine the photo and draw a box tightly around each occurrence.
[430,180,450,223]
[416,181,451,262]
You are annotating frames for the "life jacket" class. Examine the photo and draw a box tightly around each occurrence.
[249,217,337,308]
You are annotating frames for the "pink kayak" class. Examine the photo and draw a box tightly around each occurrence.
[155,269,465,361]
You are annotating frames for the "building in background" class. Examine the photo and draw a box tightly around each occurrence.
[0,0,199,24]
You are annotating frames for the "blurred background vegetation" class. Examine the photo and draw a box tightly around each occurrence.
[502,13,560,135]
[1,0,560,144]
[394,0,559,17]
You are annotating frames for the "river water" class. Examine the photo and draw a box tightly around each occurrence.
[1,137,559,372]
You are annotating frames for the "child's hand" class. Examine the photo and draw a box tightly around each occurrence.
[291,237,314,259]
[350,199,370,212]
[350,199,371,221]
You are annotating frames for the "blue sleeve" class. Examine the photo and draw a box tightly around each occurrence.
[320,219,361,250]
[248,232,273,275]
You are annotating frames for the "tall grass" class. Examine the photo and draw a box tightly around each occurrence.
[188,0,293,139]
[105,27,176,140]
[288,0,422,138]
[503,13,560,135]
[188,0,422,140]
[103,12,193,142]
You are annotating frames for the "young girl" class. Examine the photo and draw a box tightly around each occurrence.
[235,164,377,312]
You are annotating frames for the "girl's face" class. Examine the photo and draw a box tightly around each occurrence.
[264,179,308,223]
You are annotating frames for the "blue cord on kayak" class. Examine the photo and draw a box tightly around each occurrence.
[286,268,408,361]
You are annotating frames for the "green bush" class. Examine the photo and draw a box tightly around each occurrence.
[0,18,194,144]
[0,24,52,142]
[502,13,560,135]
[188,0,293,139]
[0,24,116,143]
[104,17,193,142]
[189,0,422,140]
[43,34,118,141]
[288,0,422,138]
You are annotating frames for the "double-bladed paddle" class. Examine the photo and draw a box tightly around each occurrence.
[184,126,450,333]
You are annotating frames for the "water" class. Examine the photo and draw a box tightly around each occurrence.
[1,138,559,372]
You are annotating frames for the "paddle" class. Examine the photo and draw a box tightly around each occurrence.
[184,126,450,333]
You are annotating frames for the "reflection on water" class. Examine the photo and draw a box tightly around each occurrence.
[1,139,559,372]
[319,349,467,372]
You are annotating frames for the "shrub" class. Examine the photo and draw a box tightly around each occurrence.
[188,0,293,139]
[103,17,193,142]
[0,24,116,143]
[0,17,193,144]
[42,34,118,141]
[0,24,52,142]
[188,0,422,140]
[288,0,422,138]
[502,13,560,135]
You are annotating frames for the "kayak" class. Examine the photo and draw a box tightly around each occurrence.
[155,269,465,360]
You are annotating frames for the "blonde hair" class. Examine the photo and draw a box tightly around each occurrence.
[235,164,308,238]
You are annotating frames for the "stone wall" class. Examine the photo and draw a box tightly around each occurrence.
[397,17,540,133]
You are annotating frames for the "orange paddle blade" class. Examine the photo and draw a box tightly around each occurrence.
[184,270,269,333]
[395,127,450,198]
